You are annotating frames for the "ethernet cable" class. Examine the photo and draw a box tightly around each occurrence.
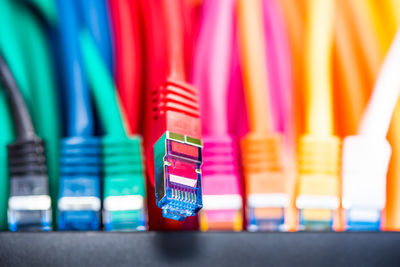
[14,0,61,227]
[346,0,389,84]
[344,0,398,230]
[334,0,369,136]
[80,30,147,231]
[279,0,307,139]
[108,0,143,135]
[148,0,203,221]
[296,0,340,231]
[0,54,52,231]
[56,0,100,230]
[262,0,296,229]
[193,0,242,231]
[0,0,31,230]
[237,0,288,231]
[262,0,292,134]
[78,0,113,73]
[23,0,57,24]
[342,32,400,231]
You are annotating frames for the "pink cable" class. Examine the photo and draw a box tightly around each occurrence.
[193,0,234,136]
[262,0,294,137]
[227,8,249,139]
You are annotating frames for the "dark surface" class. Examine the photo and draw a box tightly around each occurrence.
[0,232,399,267]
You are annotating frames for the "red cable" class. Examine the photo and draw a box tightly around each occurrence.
[140,0,202,230]
[162,0,186,81]
[108,0,142,134]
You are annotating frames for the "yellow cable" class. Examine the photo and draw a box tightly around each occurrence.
[305,0,335,136]
[346,0,389,83]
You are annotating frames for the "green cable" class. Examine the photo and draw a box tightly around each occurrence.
[0,90,14,230]
[80,30,147,231]
[79,30,126,136]
[13,2,60,225]
[24,0,57,24]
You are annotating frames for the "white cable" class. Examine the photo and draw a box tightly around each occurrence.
[342,31,400,228]
[359,31,400,138]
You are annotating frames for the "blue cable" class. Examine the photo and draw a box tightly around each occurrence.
[56,0,93,137]
[55,0,100,230]
[77,0,113,73]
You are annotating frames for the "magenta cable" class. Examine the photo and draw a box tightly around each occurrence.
[262,0,294,138]
[193,0,234,136]
[193,0,243,230]
[227,9,249,139]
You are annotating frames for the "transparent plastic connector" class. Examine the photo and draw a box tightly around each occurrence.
[346,208,381,231]
[154,131,203,221]
[8,195,52,231]
[247,195,287,231]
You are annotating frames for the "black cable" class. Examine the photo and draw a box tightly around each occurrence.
[0,53,36,140]
[0,52,51,231]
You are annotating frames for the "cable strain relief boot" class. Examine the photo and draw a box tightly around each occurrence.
[342,136,391,231]
[296,135,341,231]
[7,138,52,231]
[241,133,287,231]
[200,135,242,232]
[58,136,101,230]
[102,135,147,231]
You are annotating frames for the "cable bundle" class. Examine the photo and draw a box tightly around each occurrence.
[0,0,400,233]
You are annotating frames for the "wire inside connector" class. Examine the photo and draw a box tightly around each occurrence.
[154,131,202,221]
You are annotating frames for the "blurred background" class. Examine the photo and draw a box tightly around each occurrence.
[0,0,399,233]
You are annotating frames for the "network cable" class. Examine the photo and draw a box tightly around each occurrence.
[237,0,288,231]
[0,53,52,231]
[342,31,400,231]
[346,0,389,85]
[78,0,113,73]
[56,0,100,230]
[80,30,147,231]
[193,0,242,231]
[279,0,307,140]
[148,0,203,221]
[295,0,340,231]
[0,0,31,230]
[334,0,369,136]
[263,0,297,229]
[108,0,142,135]
[14,0,61,227]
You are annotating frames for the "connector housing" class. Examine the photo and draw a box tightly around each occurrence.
[342,136,391,231]
[242,133,288,231]
[200,136,242,231]
[58,137,101,230]
[154,131,202,221]
[102,136,147,231]
[7,138,52,231]
[296,135,340,231]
